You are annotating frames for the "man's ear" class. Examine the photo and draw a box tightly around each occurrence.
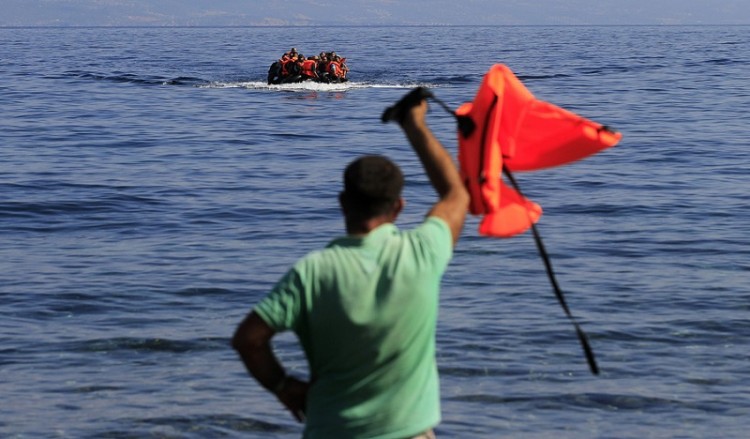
[391,197,405,220]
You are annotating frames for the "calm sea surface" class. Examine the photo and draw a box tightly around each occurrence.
[1,25,749,438]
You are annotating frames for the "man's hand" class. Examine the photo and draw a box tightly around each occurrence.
[381,87,433,124]
[399,99,428,129]
[275,376,310,422]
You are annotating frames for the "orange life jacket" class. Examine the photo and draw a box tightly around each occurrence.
[457,64,622,238]
[328,60,342,77]
[280,58,292,76]
[301,59,317,78]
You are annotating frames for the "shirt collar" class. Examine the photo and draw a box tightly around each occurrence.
[327,222,398,248]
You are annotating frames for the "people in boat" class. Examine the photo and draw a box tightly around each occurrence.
[267,49,349,84]
[268,52,303,85]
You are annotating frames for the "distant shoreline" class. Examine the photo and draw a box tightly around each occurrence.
[2,23,749,29]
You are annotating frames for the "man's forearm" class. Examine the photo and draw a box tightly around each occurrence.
[232,313,286,393]
[399,101,469,244]
[236,343,286,393]
[401,113,465,201]
[232,313,308,422]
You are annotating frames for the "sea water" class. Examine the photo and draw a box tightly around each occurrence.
[1,25,749,438]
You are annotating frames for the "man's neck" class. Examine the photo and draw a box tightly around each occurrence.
[345,216,392,237]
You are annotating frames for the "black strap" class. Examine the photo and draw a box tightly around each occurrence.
[502,166,599,375]
[430,95,476,138]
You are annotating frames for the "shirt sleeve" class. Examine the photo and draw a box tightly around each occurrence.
[413,216,453,272]
[253,263,306,333]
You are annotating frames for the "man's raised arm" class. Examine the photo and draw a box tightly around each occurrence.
[399,101,469,246]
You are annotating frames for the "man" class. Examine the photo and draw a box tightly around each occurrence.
[316,54,330,83]
[301,56,319,81]
[232,96,469,438]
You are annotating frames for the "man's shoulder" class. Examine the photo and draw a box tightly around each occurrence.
[420,215,450,231]
[409,216,451,241]
[403,216,453,263]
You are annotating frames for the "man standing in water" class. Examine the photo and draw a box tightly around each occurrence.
[232,92,469,438]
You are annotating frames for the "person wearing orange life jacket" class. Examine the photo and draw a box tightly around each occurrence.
[316,54,328,78]
[300,56,318,81]
[335,55,348,81]
[339,57,349,78]
[278,54,291,77]
[281,54,304,83]
[268,52,296,85]
[327,56,345,82]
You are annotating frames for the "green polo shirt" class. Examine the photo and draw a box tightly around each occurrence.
[255,216,453,439]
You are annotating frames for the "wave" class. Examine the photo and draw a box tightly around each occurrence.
[448,392,689,412]
[518,73,573,80]
[66,70,209,86]
[0,194,163,218]
[63,336,228,354]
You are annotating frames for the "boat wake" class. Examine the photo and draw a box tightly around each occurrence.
[202,80,417,92]
[68,70,440,92]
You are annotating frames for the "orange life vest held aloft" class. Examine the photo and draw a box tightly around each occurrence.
[457,64,622,238]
